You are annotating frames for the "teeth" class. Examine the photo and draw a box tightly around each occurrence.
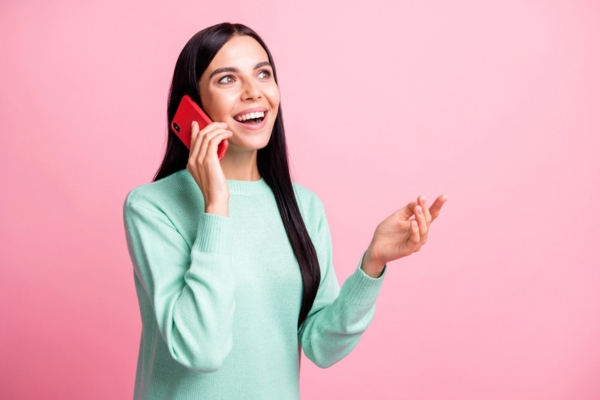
[235,111,265,121]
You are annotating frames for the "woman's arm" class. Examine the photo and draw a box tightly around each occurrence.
[123,193,235,372]
[297,193,446,368]
[297,200,386,368]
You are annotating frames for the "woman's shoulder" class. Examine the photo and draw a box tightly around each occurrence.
[124,169,195,212]
[291,181,327,218]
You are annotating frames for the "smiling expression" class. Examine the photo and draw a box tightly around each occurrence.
[198,35,280,153]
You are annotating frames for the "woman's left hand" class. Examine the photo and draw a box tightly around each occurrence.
[361,194,447,277]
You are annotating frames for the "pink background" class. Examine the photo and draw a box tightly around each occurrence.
[1,0,599,398]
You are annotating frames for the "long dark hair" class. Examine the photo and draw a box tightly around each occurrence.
[154,23,321,328]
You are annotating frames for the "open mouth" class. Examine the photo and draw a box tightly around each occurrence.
[234,111,266,125]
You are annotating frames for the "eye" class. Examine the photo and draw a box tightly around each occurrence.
[218,75,235,84]
[257,70,271,79]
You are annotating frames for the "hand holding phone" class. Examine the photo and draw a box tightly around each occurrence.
[173,95,232,216]
[171,95,229,160]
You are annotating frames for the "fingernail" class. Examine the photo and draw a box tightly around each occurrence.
[417,206,422,215]
[220,122,228,126]
[422,197,426,204]
[412,221,418,228]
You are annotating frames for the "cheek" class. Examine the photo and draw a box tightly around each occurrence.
[203,92,233,120]
[267,87,281,110]
[199,89,215,116]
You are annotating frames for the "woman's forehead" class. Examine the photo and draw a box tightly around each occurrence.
[209,35,269,71]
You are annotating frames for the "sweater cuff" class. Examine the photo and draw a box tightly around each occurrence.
[192,212,233,254]
[339,252,386,307]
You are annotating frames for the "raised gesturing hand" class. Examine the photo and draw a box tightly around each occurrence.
[362,195,447,277]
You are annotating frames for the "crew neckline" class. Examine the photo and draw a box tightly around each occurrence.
[226,177,271,196]
[180,169,271,196]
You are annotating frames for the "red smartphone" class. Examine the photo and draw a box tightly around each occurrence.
[171,95,229,160]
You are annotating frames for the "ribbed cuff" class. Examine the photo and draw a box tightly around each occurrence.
[338,252,386,307]
[192,212,233,254]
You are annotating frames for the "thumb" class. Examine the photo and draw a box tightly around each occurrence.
[393,201,417,221]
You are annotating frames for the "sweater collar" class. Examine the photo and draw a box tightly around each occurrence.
[227,177,271,196]
[181,169,271,196]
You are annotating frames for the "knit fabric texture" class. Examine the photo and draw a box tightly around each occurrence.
[123,169,386,399]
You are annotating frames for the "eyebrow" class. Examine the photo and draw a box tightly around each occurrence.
[209,61,272,80]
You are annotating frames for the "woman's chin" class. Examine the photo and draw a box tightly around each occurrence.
[226,137,271,153]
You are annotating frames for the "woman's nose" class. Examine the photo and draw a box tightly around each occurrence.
[241,79,261,100]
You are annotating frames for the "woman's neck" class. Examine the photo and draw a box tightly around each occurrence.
[220,149,261,181]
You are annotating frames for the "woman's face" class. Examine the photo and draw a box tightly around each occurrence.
[199,35,280,153]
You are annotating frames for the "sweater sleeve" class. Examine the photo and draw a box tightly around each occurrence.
[298,200,386,368]
[123,193,235,372]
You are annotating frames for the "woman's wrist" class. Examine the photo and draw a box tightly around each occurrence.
[360,248,385,278]
[205,203,229,217]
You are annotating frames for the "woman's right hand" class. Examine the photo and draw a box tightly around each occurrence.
[186,120,233,217]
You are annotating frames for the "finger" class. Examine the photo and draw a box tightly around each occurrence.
[200,121,228,135]
[429,194,448,222]
[188,121,202,165]
[410,219,420,244]
[394,201,417,221]
[199,129,231,161]
[207,130,233,160]
[414,204,428,238]
[419,195,432,225]
[190,122,224,166]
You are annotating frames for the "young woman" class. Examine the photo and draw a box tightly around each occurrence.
[123,22,446,399]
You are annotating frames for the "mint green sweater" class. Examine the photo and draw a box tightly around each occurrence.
[123,169,386,399]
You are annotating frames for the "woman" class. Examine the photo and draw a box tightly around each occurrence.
[123,22,446,399]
